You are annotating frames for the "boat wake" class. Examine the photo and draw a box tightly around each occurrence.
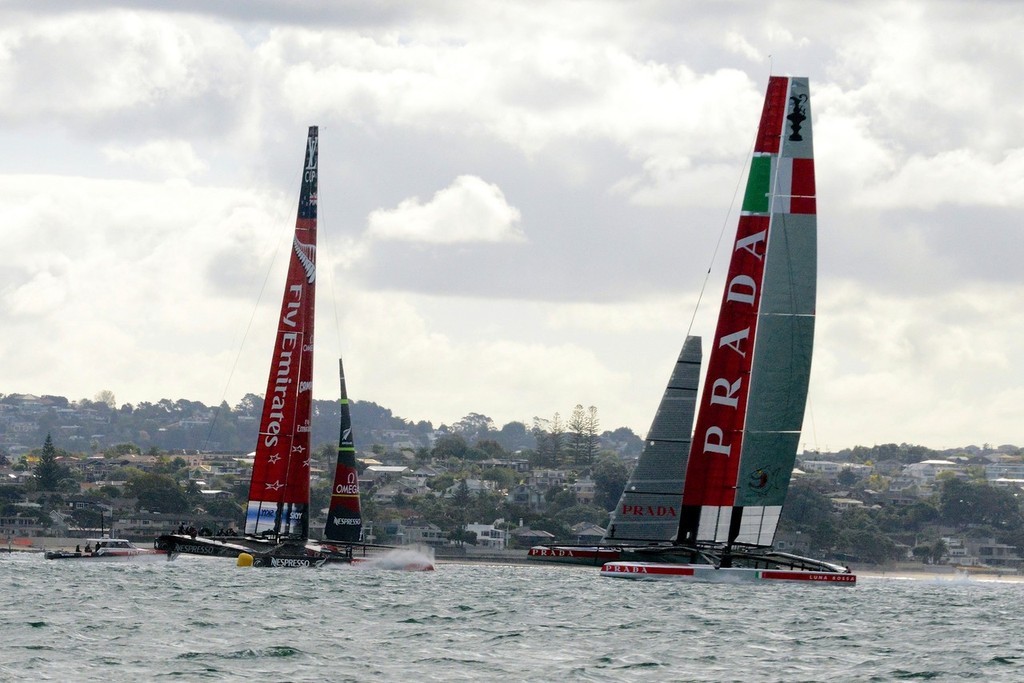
[353,547,435,572]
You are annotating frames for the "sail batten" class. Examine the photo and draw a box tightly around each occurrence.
[603,336,701,543]
[679,77,815,548]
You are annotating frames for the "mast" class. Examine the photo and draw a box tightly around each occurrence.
[324,357,363,543]
[244,126,319,540]
[678,77,815,548]
[602,336,701,543]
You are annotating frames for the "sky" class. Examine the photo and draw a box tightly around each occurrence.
[1,1,1022,452]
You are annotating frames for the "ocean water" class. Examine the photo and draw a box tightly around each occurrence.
[3,552,1024,682]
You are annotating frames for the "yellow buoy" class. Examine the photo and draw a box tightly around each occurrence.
[237,552,254,567]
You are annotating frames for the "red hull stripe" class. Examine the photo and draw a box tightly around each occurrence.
[601,563,696,576]
[760,571,857,583]
[528,547,621,560]
[600,563,856,583]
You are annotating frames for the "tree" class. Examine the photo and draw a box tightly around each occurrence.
[309,480,332,515]
[553,503,607,528]
[452,413,495,443]
[234,393,263,416]
[481,466,518,491]
[912,544,932,563]
[568,404,587,465]
[201,496,244,520]
[443,479,472,538]
[34,434,73,491]
[106,443,141,457]
[837,468,860,487]
[95,389,116,409]
[900,501,940,532]
[592,456,628,511]
[496,421,532,452]
[549,412,564,465]
[125,472,190,513]
[837,528,898,564]
[448,528,477,546]
[777,483,837,552]
[583,406,600,466]
[532,414,564,467]
[432,434,469,461]
[939,478,1024,530]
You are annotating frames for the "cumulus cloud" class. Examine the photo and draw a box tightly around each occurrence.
[0,11,250,136]
[102,139,207,178]
[0,1,1022,449]
[366,175,525,244]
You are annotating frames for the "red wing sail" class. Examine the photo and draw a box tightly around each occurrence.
[324,358,363,543]
[678,78,816,547]
[245,126,319,539]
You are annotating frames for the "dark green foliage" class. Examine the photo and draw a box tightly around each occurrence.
[480,467,518,490]
[939,478,1023,530]
[779,483,838,551]
[591,456,628,511]
[201,496,244,520]
[836,528,899,564]
[840,443,942,465]
[34,434,74,491]
[552,503,607,528]
[125,472,190,513]
[432,435,469,460]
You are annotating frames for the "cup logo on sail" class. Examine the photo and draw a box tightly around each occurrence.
[787,93,808,141]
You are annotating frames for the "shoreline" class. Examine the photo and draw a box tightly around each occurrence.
[8,540,1023,581]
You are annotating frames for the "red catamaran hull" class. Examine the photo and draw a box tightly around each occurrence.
[601,561,856,584]
[527,545,622,565]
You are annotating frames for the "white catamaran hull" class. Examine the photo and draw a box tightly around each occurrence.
[601,561,856,584]
[45,538,168,563]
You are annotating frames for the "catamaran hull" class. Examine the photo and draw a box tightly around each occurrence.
[44,550,168,562]
[527,545,622,565]
[243,557,434,570]
[242,551,434,570]
[600,561,856,584]
[155,534,266,559]
[248,553,336,568]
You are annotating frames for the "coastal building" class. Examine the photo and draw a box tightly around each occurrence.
[1,511,46,538]
[464,522,508,549]
[800,460,872,481]
[506,484,545,511]
[903,460,962,485]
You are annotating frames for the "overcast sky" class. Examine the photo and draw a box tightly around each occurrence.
[2,1,1022,451]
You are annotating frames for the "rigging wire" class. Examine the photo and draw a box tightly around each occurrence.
[684,60,777,339]
[683,106,759,341]
[317,151,346,377]
[201,156,300,451]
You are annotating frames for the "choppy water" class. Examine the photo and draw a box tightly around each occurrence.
[3,552,1024,682]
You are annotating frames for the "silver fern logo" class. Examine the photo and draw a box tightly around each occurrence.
[293,237,316,284]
